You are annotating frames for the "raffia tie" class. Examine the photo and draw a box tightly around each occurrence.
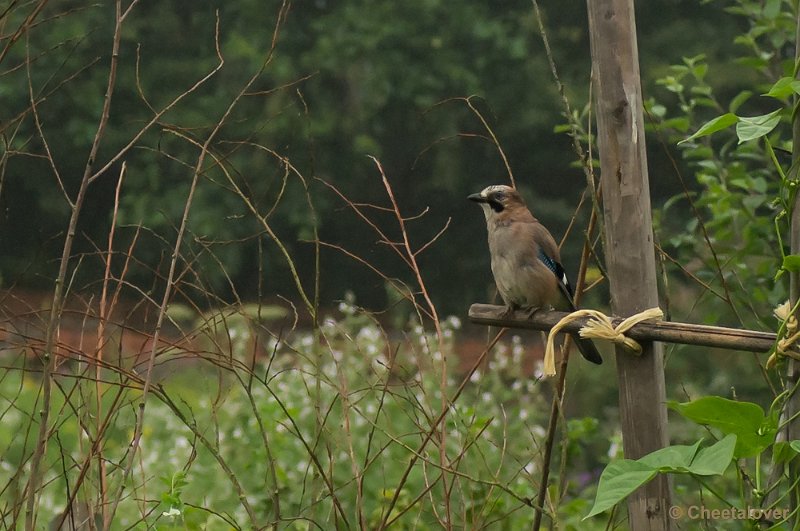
[767,301,800,368]
[543,307,665,377]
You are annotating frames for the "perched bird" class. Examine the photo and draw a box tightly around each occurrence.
[468,184,602,365]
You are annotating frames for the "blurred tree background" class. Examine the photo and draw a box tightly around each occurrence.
[7,1,800,526]
[1,0,747,317]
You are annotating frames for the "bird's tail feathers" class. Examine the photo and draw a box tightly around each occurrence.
[572,334,603,365]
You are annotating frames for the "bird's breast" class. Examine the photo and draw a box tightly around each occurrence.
[488,226,559,308]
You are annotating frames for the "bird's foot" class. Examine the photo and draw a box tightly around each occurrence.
[500,305,517,319]
[500,306,541,320]
[523,306,542,320]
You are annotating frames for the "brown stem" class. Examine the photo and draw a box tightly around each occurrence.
[532,208,597,530]
[24,2,124,527]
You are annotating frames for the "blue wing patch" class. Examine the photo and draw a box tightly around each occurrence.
[537,249,558,275]
[537,248,574,298]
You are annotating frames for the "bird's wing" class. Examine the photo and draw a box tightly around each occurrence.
[528,221,602,364]
[529,222,602,364]
[531,222,577,309]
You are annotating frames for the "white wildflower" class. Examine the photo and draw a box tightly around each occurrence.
[358,326,381,342]
[531,425,547,438]
[532,362,544,380]
[608,440,620,459]
[512,342,525,360]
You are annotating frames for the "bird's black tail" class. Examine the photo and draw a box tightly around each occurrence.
[571,333,603,365]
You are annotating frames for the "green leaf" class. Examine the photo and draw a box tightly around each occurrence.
[729,178,749,190]
[763,77,799,99]
[679,113,739,144]
[161,493,180,506]
[636,436,734,475]
[585,436,736,520]
[691,63,708,81]
[663,117,690,132]
[669,397,776,458]
[742,194,766,212]
[735,56,769,70]
[638,439,703,471]
[783,255,800,272]
[763,0,782,19]
[688,434,736,475]
[729,90,752,113]
[736,109,782,143]
[773,441,799,465]
[584,460,657,519]
[752,177,767,194]
[649,103,667,118]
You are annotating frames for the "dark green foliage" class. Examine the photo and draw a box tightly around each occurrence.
[1,0,741,314]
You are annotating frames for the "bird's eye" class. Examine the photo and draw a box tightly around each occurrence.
[494,192,506,202]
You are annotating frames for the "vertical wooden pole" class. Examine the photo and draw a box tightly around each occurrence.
[784,8,800,517]
[587,0,671,529]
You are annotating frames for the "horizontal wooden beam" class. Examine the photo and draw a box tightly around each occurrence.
[468,304,779,354]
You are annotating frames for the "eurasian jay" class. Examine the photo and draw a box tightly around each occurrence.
[468,184,602,365]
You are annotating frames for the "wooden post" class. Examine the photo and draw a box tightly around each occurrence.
[587,0,671,528]
[783,8,800,517]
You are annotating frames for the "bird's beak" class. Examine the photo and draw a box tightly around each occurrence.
[467,193,486,203]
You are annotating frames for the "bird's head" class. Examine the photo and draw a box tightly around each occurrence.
[467,184,526,220]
